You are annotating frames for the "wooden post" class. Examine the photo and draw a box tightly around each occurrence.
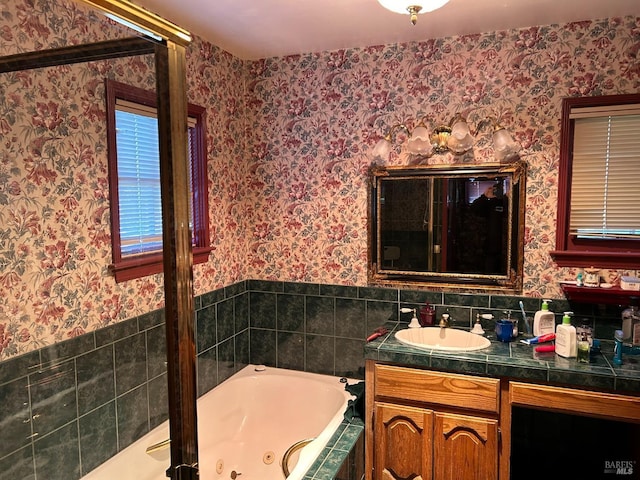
[155,41,199,480]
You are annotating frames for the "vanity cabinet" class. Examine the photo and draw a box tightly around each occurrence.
[366,359,640,480]
[374,402,432,480]
[433,412,498,480]
[366,362,500,480]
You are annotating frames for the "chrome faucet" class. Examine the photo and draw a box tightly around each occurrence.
[439,313,450,328]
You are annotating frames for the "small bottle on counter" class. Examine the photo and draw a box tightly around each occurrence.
[419,303,435,326]
[621,300,636,340]
[577,333,590,364]
[556,312,577,358]
[621,298,640,346]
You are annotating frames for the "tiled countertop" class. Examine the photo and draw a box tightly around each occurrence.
[364,322,640,394]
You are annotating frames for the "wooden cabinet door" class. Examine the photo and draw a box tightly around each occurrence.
[374,402,433,480]
[433,412,498,480]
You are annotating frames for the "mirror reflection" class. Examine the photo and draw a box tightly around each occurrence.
[369,162,526,291]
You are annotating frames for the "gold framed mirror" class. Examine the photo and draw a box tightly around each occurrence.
[368,161,526,292]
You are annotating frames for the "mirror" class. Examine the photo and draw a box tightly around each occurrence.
[368,161,526,292]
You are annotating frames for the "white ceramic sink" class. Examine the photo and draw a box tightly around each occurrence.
[395,327,491,352]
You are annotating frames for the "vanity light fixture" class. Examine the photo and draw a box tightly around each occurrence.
[377,0,450,25]
[372,114,520,162]
[371,123,410,161]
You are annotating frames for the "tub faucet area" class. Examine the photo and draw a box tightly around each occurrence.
[439,313,450,328]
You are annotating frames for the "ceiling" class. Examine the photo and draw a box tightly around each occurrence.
[131,0,640,60]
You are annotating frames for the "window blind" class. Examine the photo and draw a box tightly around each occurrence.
[115,100,198,256]
[570,112,640,239]
[115,108,163,255]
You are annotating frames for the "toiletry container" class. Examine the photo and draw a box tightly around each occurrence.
[419,303,435,326]
[533,300,555,336]
[496,319,515,342]
[621,298,640,345]
[577,333,590,363]
[613,330,624,365]
[556,311,577,358]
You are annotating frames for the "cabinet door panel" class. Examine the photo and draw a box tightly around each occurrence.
[434,412,498,480]
[374,402,433,480]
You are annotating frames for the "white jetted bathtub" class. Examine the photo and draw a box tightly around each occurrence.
[82,364,356,480]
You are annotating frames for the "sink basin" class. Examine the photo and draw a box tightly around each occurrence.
[395,327,491,352]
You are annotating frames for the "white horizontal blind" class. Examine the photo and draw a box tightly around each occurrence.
[187,123,195,238]
[115,100,198,257]
[570,110,640,239]
[115,105,163,256]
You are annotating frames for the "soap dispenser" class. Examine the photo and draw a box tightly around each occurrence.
[555,311,577,358]
[533,300,555,336]
[401,308,421,328]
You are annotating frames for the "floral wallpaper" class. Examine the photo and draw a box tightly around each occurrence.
[243,16,640,289]
[0,0,639,360]
[0,0,248,359]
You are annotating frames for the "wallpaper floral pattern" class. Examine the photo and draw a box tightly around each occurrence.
[0,0,639,360]
[243,18,640,291]
[0,0,248,359]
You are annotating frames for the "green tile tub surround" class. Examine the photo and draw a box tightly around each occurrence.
[34,421,81,480]
[0,282,249,480]
[278,293,306,332]
[196,303,217,353]
[0,376,31,459]
[0,445,34,480]
[304,418,364,480]
[114,332,147,396]
[76,345,115,416]
[30,362,78,437]
[79,401,118,474]
[306,295,336,335]
[117,383,150,450]
[335,298,366,339]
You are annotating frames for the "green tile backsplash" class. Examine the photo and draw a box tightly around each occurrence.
[0,279,628,480]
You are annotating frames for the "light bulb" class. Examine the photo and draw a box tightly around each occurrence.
[451,118,471,140]
[492,128,519,161]
[372,138,392,161]
[448,134,474,154]
[448,118,474,154]
[377,0,450,15]
[407,125,433,155]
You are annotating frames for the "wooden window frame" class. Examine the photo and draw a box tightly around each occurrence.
[106,79,211,282]
[551,94,640,268]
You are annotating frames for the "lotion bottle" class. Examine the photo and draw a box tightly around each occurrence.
[533,300,555,337]
[556,311,577,358]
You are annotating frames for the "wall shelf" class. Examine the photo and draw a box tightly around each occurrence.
[561,283,639,306]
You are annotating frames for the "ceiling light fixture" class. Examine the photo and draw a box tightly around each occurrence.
[377,0,450,25]
[372,114,520,162]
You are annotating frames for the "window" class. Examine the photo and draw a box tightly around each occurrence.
[106,79,211,282]
[551,94,640,268]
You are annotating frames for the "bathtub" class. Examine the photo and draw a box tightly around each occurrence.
[81,364,356,480]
